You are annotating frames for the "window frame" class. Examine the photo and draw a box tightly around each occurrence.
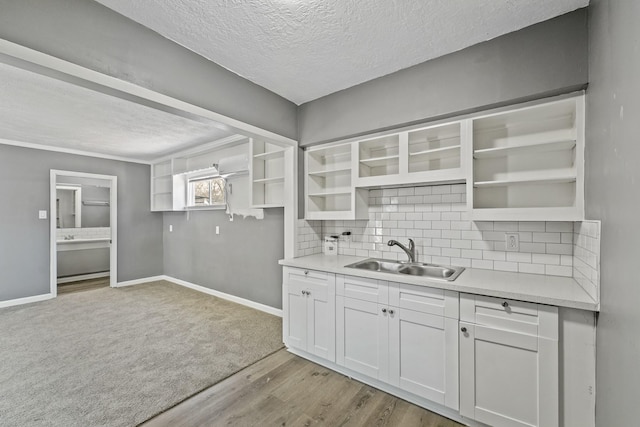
[186,175,227,209]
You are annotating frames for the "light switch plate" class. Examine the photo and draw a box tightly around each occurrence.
[38,210,47,220]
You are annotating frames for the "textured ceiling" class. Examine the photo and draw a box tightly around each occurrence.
[94,0,588,105]
[0,63,233,160]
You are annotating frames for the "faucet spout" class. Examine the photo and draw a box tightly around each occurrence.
[387,238,416,263]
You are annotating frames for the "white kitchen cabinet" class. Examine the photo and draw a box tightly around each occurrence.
[352,121,467,189]
[250,138,285,208]
[282,267,336,361]
[468,95,585,221]
[336,296,390,381]
[305,142,368,220]
[335,275,459,410]
[150,158,187,211]
[459,294,559,427]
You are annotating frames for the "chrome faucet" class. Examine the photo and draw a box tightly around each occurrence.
[387,238,416,263]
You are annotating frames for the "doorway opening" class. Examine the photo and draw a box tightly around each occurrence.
[50,170,117,296]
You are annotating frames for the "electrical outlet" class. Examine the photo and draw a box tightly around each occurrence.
[505,233,520,251]
[215,226,220,235]
[38,210,47,220]
[169,225,173,232]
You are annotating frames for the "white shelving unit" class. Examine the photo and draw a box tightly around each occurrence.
[355,134,400,185]
[407,121,467,182]
[250,139,285,208]
[306,142,368,220]
[469,96,584,221]
[303,93,585,221]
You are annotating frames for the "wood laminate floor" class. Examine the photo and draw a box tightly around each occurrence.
[57,277,110,295]
[142,349,463,427]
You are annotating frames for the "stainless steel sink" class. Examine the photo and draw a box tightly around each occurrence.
[345,258,465,282]
[344,259,405,274]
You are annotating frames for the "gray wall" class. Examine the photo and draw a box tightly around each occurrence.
[586,1,640,424]
[297,9,588,146]
[163,209,284,309]
[0,0,298,141]
[0,144,163,301]
[79,186,110,228]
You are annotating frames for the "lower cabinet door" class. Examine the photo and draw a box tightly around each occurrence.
[389,308,459,410]
[459,322,559,427]
[336,296,389,382]
[283,283,308,352]
[306,283,336,362]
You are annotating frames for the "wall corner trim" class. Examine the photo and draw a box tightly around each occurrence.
[0,293,53,309]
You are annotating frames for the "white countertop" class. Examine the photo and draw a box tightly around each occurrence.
[279,254,599,311]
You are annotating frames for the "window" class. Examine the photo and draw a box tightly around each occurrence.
[188,176,226,207]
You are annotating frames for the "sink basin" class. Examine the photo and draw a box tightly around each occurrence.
[345,258,464,282]
[344,259,405,274]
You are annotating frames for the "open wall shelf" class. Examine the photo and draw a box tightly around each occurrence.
[250,139,285,208]
[469,96,584,220]
[303,94,584,221]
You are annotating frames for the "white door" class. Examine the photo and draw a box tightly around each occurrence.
[336,296,389,382]
[306,282,335,362]
[283,283,307,352]
[389,308,459,410]
[459,322,558,427]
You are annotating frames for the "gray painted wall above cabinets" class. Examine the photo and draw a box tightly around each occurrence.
[297,9,588,146]
[0,144,163,301]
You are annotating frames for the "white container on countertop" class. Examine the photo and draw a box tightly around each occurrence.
[323,236,338,256]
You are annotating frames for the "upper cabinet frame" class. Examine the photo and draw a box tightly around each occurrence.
[467,95,585,221]
[304,93,585,222]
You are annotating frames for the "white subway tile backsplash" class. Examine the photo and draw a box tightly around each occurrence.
[433,185,451,195]
[546,243,573,255]
[297,185,601,283]
[494,261,518,272]
[519,263,546,274]
[507,252,532,263]
[483,250,506,261]
[546,265,573,276]
[573,220,601,301]
[472,259,494,270]
[494,222,518,232]
[518,221,546,232]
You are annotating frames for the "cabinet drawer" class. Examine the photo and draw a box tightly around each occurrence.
[284,266,332,287]
[389,282,459,319]
[460,294,558,339]
[337,274,389,304]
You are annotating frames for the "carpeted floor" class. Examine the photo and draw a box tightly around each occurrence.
[0,281,283,427]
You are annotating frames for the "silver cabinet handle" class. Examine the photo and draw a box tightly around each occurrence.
[461,327,467,333]
[382,308,387,313]
[502,301,509,308]
[389,309,395,315]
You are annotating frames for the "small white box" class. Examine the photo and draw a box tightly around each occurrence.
[324,236,338,256]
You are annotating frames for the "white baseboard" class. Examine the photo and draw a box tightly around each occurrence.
[163,275,283,318]
[57,272,109,284]
[114,275,165,287]
[0,293,54,309]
